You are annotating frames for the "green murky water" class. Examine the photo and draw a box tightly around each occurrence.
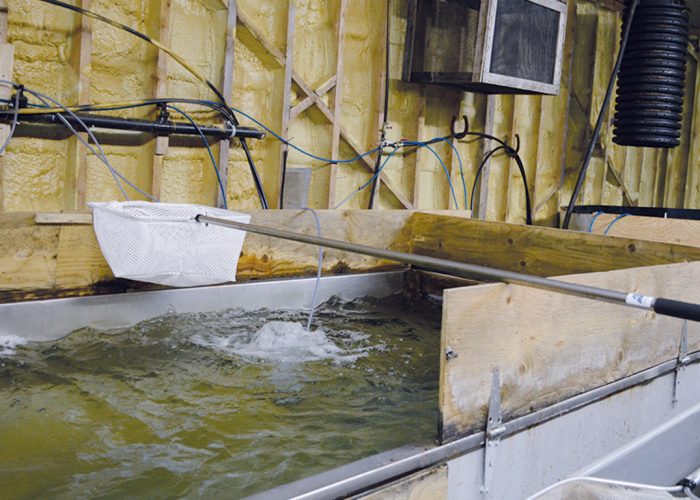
[0,295,441,499]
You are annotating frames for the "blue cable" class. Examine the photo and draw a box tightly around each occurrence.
[403,141,460,210]
[335,148,399,209]
[167,104,228,209]
[588,211,604,233]
[228,105,382,166]
[604,213,630,235]
[439,137,468,210]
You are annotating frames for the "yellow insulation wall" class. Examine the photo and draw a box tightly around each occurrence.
[1,0,699,224]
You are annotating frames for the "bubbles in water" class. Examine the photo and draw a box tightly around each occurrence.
[0,334,27,357]
[192,321,368,364]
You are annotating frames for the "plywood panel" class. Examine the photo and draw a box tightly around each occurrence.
[440,261,700,441]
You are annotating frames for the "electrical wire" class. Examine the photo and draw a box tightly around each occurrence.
[587,211,604,232]
[167,104,228,209]
[334,148,399,209]
[526,477,684,500]
[4,81,158,202]
[4,98,386,169]
[439,137,468,210]
[37,0,269,209]
[0,83,20,156]
[562,0,640,229]
[402,140,460,209]
[603,213,630,235]
[470,145,505,211]
[368,1,392,209]
[303,207,323,331]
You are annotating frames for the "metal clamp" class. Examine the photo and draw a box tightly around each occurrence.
[673,321,689,405]
[482,367,504,495]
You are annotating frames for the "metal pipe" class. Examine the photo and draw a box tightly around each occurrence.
[3,112,265,140]
[195,214,700,322]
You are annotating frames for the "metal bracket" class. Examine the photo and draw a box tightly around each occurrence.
[482,367,505,495]
[673,321,689,405]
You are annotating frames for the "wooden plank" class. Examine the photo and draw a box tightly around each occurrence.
[217,0,236,208]
[369,0,389,210]
[0,0,8,210]
[68,0,92,210]
[535,0,576,227]
[278,1,296,209]
[2,210,414,296]
[664,55,696,208]
[238,6,413,209]
[476,95,496,219]
[413,88,427,209]
[0,213,60,291]
[151,0,171,202]
[440,261,700,441]
[0,0,7,41]
[35,212,93,225]
[684,61,700,209]
[560,2,598,211]
[409,212,700,278]
[289,76,336,120]
[588,214,700,247]
[506,94,539,224]
[327,0,348,208]
[0,43,13,167]
[356,465,448,500]
[236,11,410,208]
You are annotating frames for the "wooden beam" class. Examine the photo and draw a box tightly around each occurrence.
[151,0,171,202]
[476,95,496,219]
[236,10,411,208]
[68,0,92,210]
[217,0,236,208]
[35,212,93,225]
[413,87,427,208]
[685,61,700,209]
[289,76,336,121]
[0,0,10,210]
[370,0,390,210]
[328,0,348,208]
[2,210,413,299]
[278,1,296,209]
[440,261,700,441]
[409,212,700,278]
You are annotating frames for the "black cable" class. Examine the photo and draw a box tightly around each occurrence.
[37,0,270,209]
[167,104,228,209]
[470,146,505,213]
[279,148,288,208]
[368,1,392,209]
[562,0,639,229]
[467,134,532,225]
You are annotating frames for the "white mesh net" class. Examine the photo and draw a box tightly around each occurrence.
[532,478,680,500]
[90,201,251,287]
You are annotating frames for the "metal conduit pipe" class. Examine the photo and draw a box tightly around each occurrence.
[0,112,265,140]
[613,0,690,148]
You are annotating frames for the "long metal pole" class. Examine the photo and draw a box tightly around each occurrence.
[196,214,700,323]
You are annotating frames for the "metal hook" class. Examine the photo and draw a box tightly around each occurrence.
[451,115,469,140]
[505,134,521,157]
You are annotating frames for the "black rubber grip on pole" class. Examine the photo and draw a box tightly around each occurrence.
[653,298,700,322]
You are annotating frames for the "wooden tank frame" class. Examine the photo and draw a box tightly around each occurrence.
[2,210,700,497]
